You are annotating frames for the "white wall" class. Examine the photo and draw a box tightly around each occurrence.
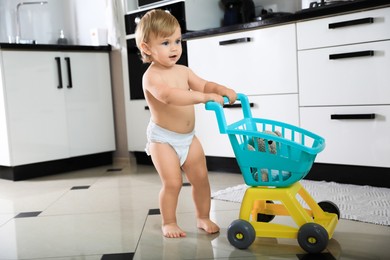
[70,0,107,45]
[0,0,109,45]
[0,0,72,44]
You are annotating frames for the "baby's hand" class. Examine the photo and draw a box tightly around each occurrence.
[206,93,225,106]
[225,88,237,104]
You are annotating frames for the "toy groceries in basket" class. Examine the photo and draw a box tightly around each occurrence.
[206,93,340,254]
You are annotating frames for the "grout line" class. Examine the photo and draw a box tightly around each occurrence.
[133,208,160,254]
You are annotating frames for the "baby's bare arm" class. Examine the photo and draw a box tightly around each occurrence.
[187,67,237,104]
[144,66,228,106]
[204,82,237,104]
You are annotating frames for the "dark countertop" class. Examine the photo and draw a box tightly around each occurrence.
[0,43,111,52]
[183,0,390,40]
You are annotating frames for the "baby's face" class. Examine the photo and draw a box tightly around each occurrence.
[147,26,182,67]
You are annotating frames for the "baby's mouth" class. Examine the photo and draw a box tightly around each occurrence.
[169,55,177,59]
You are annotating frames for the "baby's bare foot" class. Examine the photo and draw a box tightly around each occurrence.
[197,218,220,234]
[162,223,187,238]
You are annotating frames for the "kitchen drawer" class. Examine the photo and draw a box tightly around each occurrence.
[300,105,390,168]
[187,24,298,96]
[297,7,390,50]
[298,40,390,106]
[195,94,299,157]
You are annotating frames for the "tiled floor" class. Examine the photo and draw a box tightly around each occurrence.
[0,161,389,260]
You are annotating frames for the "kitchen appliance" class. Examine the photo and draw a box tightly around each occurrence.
[127,0,223,34]
[125,0,223,100]
[302,0,355,9]
[222,0,255,26]
[222,0,242,26]
[254,0,301,14]
[253,10,293,21]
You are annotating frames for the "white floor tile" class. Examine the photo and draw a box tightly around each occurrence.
[0,164,389,259]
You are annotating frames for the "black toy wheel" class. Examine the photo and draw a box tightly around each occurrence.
[318,201,340,219]
[298,223,329,254]
[257,200,275,222]
[227,219,256,249]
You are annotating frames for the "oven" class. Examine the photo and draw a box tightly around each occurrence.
[125,1,188,100]
[125,0,223,100]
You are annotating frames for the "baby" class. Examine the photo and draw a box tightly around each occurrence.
[135,9,237,238]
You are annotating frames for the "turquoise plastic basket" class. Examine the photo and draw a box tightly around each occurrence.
[206,93,325,187]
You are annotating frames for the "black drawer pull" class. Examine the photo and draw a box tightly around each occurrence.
[219,37,252,46]
[144,106,149,110]
[329,50,374,60]
[331,114,376,120]
[55,57,63,89]
[328,17,374,29]
[64,57,73,89]
[224,103,254,108]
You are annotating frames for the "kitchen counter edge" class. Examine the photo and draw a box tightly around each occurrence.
[0,43,112,52]
[183,0,390,40]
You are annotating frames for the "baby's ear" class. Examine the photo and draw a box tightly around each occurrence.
[140,42,151,55]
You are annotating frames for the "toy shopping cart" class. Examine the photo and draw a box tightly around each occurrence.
[206,93,339,254]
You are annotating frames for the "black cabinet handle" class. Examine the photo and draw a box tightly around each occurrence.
[64,57,73,89]
[331,114,376,120]
[144,106,149,110]
[223,103,254,108]
[219,37,252,46]
[328,17,374,29]
[329,50,374,60]
[55,57,63,89]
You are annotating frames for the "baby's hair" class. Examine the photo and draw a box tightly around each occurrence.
[135,9,181,63]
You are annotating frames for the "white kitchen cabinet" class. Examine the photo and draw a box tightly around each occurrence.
[126,100,150,151]
[195,94,299,157]
[188,24,299,157]
[297,6,390,168]
[0,49,115,166]
[187,24,298,95]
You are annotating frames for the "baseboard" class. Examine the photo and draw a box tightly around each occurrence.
[132,152,390,188]
[0,152,113,181]
[112,156,131,167]
[306,163,390,188]
[133,151,153,165]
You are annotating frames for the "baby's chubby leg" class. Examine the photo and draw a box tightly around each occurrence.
[148,142,186,238]
[183,137,220,234]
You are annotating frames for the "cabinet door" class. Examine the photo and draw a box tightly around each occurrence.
[195,94,299,157]
[63,52,115,156]
[187,24,298,96]
[1,50,69,166]
[126,100,150,151]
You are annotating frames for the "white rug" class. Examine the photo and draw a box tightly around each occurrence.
[211,180,390,226]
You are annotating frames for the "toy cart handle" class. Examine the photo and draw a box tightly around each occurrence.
[205,93,252,134]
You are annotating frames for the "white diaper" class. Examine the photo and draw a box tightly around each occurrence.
[145,120,195,166]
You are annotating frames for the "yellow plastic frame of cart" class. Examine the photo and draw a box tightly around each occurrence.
[239,182,339,239]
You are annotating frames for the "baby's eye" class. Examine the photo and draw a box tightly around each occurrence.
[162,41,169,46]
[175,39,181,44]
